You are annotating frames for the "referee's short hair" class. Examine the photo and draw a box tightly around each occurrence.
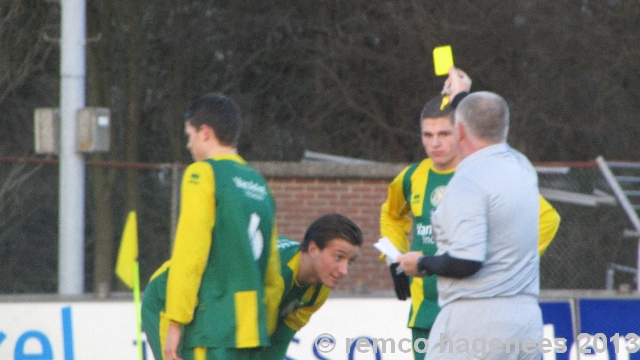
[300,213,363,252]
[455,91,509,142]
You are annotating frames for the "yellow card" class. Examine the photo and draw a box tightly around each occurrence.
[433,45,454,76]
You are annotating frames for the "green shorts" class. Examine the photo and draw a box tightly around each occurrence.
[141,265,170,360]
[141,264,266,360]
[412,327,431,359]
[181,346,265,360]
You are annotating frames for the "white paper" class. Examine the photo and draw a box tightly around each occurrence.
[373,237,403,263]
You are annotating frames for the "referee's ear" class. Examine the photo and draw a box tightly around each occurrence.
[456,121,467,142]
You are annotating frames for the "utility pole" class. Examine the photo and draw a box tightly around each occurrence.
[58,0,86,294]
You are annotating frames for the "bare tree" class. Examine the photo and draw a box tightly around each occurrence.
[0,164,40,242]
[0,163,57,293]
[0,0,55,104]
[4,0,640,293]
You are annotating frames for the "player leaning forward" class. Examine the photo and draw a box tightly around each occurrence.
[263,213,363,359]
[399,91,545,360]
[144,211,362,360]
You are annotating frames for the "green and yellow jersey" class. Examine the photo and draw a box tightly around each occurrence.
[262,237,330,360]
[142,154,282,359]
[381,158,454,329]
[380,158,561,331]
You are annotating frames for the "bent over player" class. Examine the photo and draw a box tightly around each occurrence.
[141,93,281,360]
[263,213,363,359]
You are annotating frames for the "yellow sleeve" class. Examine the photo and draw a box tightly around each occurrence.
[264,225,284,336]
[282,286,331,331]
[379,167,412,258]
[538,195,561,256]
[149,260,171,282]
[165,162,215,324]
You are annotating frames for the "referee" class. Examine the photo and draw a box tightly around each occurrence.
[399,89,543,360]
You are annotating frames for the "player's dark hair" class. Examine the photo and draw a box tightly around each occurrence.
[420,96,454,124]
[300,213,363,252]
[184,93,242,146]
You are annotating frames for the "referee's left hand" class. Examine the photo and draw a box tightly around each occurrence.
[397,252,422,277]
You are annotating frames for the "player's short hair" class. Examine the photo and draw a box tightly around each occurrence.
[420,96,454,123]
[455,91,509,142]
[300,213,363,252]
[184,93,242,146]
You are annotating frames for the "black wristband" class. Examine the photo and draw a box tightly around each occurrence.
[450,91,469,109]
[417,255,431,276]
[418,253,482,278]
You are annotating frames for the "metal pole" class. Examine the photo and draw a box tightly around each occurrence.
[606,265,614,291]
[58,0,86,294]
[596,156,640,292]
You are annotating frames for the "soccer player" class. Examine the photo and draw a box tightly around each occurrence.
[263,213,363,360]
[141,93,281,360]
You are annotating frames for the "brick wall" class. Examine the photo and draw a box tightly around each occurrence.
[254,161,408,296]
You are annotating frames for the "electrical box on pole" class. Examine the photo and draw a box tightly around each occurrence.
[34,107,111,154]
[76,107,110,152]
[34,108,60,154]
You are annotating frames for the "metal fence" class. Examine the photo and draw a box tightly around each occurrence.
[0,157,181,293]
[538,161,639,290]
[1,156,638,293]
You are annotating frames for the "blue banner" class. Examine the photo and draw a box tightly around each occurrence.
[578,299,640,359]
[540,300,575,360]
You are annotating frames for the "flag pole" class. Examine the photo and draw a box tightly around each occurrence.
[115,210,143,360]
[134,259,143,360]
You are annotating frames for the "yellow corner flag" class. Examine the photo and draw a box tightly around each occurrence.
[116,211,138,288]
[115,210,144,360]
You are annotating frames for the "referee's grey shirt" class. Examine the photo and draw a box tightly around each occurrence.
[431,143,540,307]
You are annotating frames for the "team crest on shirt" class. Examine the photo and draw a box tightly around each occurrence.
[430,185,447,207]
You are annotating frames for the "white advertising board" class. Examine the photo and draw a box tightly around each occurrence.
[0,298,411,360]
[0,301,150,360]
[3,295,638,359]
[287,298,413,359]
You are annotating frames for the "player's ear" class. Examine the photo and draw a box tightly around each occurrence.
[200,124,216,141]
[308,241,320,256]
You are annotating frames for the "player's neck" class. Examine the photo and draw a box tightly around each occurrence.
[432,158,460,172]
[296,252,320,286]
[205,145,238,159]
